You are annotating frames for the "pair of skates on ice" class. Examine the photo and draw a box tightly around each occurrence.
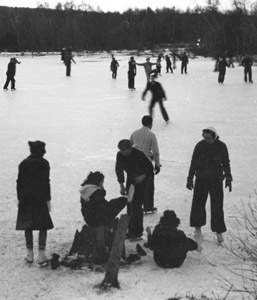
[194,227,224,252]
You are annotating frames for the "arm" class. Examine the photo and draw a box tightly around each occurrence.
[115,152,127,195]
[142,83,150,100]
[151,135,161,167]
[186,144,199,190]
[136,62,145,66]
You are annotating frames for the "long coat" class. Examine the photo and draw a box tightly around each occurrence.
[16,154,54,231]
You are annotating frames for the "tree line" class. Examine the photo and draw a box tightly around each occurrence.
[1,0,257,56]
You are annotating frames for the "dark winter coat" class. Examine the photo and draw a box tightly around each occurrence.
[6,61,16,77]
[80,185,127,227]
[111,59,119,71]
[148,224,190,268]
[188,139,232,181]
[218,59,229,74]
[142,81,166,101]
[242,56,253,70]
[115,148,154,185]
[16,154,53,230]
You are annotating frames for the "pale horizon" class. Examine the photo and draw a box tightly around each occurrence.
[0,0,255,12]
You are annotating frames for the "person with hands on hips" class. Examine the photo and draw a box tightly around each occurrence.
[130,115,161,213]
[115,139,154,240]
[186,127,232,251]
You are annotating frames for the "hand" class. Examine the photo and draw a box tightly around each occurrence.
[154,165,161,175]
[186,178,194,190]
[225,179,232,192]
[141,97,145,101]
[120,185,127,196]
[134,174,146,184]
[47,201,52,211]
[145,227,151,235]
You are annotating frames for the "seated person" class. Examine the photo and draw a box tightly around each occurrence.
[80,171,134,227]
[146,210,199,268]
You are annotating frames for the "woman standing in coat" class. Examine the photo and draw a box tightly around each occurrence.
[16,141,53,266]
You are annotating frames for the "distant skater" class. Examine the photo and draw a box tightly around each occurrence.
[165,55,173,73]
[64,47,76,76]
[110,56,119,79]
[136,58,156,82]
[142,75,169,123]
[128,56,137,89]
[242,54,253,83]
[181,52,189,74]
[3,57,21,90]
[156,55,162,76]
[218,56,229,84]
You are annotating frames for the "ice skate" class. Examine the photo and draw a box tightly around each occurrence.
[216,233,224,244]
[38,250,49,267]
[194,227,203,252]
[24,249,34,264]
[144,207,157,215]
[127,184,135,203]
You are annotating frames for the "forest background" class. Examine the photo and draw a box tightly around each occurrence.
[1,0,257,57]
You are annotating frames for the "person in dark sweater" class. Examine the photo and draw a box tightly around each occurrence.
[186,127,232,250]
[128,56,137,89]
[142,75,169,123]
[165,55,173,73]
[80,171,134,227]
[115,139,154,240]
[3,57,21,90]
[146,210,198,268]
[241,55,253,83]
[218,56,229,84]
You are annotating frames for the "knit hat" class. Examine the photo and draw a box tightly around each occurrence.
[203,127,219,139]
[28,140,46,154]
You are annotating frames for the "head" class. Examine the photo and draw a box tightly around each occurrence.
[202,127,219,145]
[146,57,150,62]
[130,56,134,61]
[159,210,180,228]
[28,140,46,156]
[141,115,153,128]
[117,139,132,157]
[81,171,105,187]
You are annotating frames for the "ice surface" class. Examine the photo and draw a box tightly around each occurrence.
[1,54,256,299]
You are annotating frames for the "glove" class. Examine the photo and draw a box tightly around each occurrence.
[186,178,194,190]
[225,177,232,192]
[154,165,161,175]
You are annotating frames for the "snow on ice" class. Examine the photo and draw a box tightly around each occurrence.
[0,53,257,300]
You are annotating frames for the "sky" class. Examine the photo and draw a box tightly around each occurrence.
[0,0,255,12]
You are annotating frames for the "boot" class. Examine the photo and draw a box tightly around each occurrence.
[38,250,48,266]
[194,227,203,252]
[217,233,224,244]
[25,249,34,263]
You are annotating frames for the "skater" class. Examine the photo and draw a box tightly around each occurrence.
[64,47,76,76]
[136,57,156,82]
[80,171,134,227]
[16,141,54,266]
[142,74,169,123]
[145,210,198,268]
[218,56,229,84]
[115,139,154,240]
[110,56,119,79]
[130,115,161,214]
[186,127,233,250]
[181,52,189,74]
[156,55,162,76]
[165,55,173,73]
[3,57,21,90]
[128,56,137,89]
[241,54,253,83]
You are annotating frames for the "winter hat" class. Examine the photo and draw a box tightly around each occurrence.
[28,140,46,155]
[203,127,219,139]
[160,210,180,228]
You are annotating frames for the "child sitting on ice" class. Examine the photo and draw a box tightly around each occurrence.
[145,210,199,268]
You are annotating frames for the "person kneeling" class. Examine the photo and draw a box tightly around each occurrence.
[146,210,199,268]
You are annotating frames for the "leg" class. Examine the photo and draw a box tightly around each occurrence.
[143,174,155,212]
[244,69,247,82]
[149,99,156,118]
[249,68,253,82]
[190,177,209,228]
[3,76,11,89]
[25,229,33,250]
[158,99,169,122]
[11,77,16,90]
[209,178,226,234]
[38,230,48,265]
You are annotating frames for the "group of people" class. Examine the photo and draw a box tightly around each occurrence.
[16,114,232,269]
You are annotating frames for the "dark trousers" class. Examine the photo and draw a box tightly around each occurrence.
[181,63,187,74]
[166,65,173,73]
[143,174,155,212]
[218,72,225,83]
[3,75,15,89]
[244,68,252,82]
[25,229,47,250]
[127,179,147,236]
[149,98,169,122]
[66,63,71,76]
[128,71,135,89]
[104,197,127,226]
[112,70,117,79]
[190,177,226,233]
